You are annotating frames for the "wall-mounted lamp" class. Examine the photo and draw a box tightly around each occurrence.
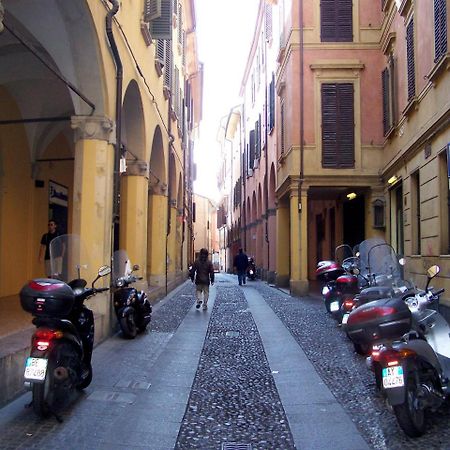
[388,175,398,185]
[346,192,357,200]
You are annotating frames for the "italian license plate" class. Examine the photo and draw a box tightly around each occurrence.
[24,357,48,382]
[341,313,349,325]
[330,301,340,312]
[382,365,404,388]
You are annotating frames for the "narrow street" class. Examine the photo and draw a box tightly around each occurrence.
[0,274,449,450]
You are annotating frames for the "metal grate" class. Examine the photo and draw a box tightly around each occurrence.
[221,444,252,450]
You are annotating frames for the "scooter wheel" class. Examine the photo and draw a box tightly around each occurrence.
[120,311,137,339]
[393,368,426,437]
[32,358,56,418]
[353,342,370,356]
[77,363,93,390]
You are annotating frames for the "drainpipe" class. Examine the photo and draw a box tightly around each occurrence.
[106,0,123,253]
[297,0,305,287]
[264,35,270,280]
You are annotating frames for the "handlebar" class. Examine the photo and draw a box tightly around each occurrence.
[95,287,109,293]
[432,288,445,296]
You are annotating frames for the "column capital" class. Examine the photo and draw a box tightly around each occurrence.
[125,160,149,178]
[71,115,115,143]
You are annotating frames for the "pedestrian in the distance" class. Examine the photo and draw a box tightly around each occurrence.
[233,248,249,286]
[38,219,60,277]
[190,248,214,310]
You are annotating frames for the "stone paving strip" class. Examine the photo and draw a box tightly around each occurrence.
[175,283,296,450]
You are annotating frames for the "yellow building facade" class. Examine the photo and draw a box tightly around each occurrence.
[0,0,202,336]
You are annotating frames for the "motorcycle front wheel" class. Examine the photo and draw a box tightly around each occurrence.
[393,369,426,437]
[120,310,137,339]
[32,358,56,418]
[77,362,93,390]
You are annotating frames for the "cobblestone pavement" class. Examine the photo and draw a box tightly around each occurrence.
[175,284,295,450]
[0,276,449,450]
[252,282,450,450]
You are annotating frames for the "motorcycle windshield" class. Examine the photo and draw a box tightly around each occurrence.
[49,234,91,283]
[334,244,354,265]
[358,238,402,285]
[113,250,132,280]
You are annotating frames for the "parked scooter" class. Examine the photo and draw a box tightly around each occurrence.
[316,244,359,321]
[112,250,152,339]
[247,257,257,281]
[347,265,449,437]
[20,235,110,419]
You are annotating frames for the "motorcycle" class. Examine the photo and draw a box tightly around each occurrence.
[316,244,359,321]
[20,234,110,419]
[247,257,257,281]
[340,239,410,337]
[347,265,449,437]
[113,250,152,339]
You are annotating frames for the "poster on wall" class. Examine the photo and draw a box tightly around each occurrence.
[49,180,68,234]
[49,180,68,207]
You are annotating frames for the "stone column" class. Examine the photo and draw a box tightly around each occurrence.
[71,115,114,278]
[275,201,290,287]
[147,182,168,287]
[120,160,149,272]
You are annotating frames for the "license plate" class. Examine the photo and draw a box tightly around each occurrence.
[330,301,340,312]
[24,357,48,381]
[341,313,349,325]
[382,365,404,388]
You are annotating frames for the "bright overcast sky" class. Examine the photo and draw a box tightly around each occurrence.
[193,0,259,202]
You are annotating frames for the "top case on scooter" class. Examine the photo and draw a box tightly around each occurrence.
[346,297,412,345]
[20,278,75,317]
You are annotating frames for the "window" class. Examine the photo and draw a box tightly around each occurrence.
[411,170,421,254]
[321,83,354,168]
[249,131,256,170]
[280,99,285,155]
[390,183,404,255]
[382,55,397,136]
[434,0,448,62]
[265,3,273,42]
[406,18,416,101]
[268,73,275,133]
[439,148,450,253]
[320,0,353,42]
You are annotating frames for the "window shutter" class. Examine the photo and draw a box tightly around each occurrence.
[321,0,352,42]
[280,100,285,154]
[434,0,448,62]
[337,83,354,167]
[156,39,165,62]
[321,83,354,168]
[265,4,273,42]
[177,4,183,45]
[164,40,172,88]
[406,18,416,101]
[150,0,172,40]
[249,130,256,169]
[382,68,390,135]
[269,73,275,131]
[144,0,161,22]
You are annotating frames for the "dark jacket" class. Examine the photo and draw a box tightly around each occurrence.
[190,255,214,285]
[234,252,249,271]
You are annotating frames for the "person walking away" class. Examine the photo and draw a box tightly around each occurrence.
[190,248,214,310]
[234,248,249,286]
[38,220,61,277]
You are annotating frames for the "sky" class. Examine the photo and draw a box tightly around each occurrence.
[193,0,260,202]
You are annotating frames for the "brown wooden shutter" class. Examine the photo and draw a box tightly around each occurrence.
[406,18,416,101]
[320,0,352,42]
[163,40,172,88]
[321,83,354,168]
[249,130,256,169]
[434,0,448,62]
[150,0,172,40]
[382,68,390,135]
[144,0,161,22]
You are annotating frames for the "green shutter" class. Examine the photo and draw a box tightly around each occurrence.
[144,0,161,22]
[406,18,416,101]
[150,0,172,40]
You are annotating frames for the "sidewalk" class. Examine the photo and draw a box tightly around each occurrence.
[0,274,370,450]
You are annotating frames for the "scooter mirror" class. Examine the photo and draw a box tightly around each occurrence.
[98,265,112,277]
[427,265,440,279]
[132,264,140,272]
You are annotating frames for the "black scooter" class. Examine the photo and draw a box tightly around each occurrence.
[247,257,257,280]
[21,234,110,419]
[113,250,152,339]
